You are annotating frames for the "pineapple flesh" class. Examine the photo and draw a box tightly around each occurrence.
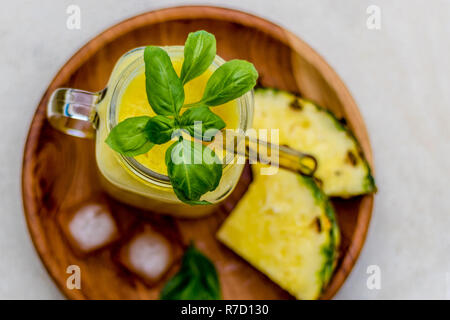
[254,88,376,197]
[217,165,340,300]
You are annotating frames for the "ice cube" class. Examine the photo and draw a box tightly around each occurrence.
[61,203,119,254]
[119,226,173,285]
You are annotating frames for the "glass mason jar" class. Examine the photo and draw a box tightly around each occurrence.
[47,46,254,218]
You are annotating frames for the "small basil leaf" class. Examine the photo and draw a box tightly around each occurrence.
[160,244,221,300]
[200,59,258,106]
[180,30,216,85]
[144,46,185,116]
[105,116,154,156]
[165,139,222,203]
[180,107,225,141]
[145,115,176,144]
[172,187,212,206]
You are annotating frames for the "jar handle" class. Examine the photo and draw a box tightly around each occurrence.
[47,88,105,139]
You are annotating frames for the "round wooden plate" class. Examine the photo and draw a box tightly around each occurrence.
[22,6,374,300]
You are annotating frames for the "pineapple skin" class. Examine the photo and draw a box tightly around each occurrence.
[253,88,376,198]
[217,166,340,300]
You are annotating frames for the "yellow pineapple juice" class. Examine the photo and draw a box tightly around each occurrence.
[95,47,252,217]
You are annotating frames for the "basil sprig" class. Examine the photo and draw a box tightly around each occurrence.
[105,30,258,204]
[146,115,176,144]
[180,107,225,141]
[186,59,258,107]
[144,46,185,116]
[165,139,222,205]
[161,244,221,300]
[180,30,216,85]
[105,116,154,156]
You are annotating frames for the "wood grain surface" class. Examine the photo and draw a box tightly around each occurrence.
[21,6,374,300]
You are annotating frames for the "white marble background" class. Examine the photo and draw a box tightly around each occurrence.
[1,0,449,299]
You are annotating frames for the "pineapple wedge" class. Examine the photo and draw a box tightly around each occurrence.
[254,88,376,197]
[217,166,340,300]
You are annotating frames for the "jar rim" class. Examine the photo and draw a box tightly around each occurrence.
[108,46,254,188]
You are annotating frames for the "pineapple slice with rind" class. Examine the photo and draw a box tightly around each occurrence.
[217,166,340,300]
[254,88,376,197]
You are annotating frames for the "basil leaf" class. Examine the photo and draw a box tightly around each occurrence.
[144,46,185,116]
[160,244,221,300]
[180,30,216,85]
[105,116,154,156]
[180,107,225,141]
[165,139,222,203]
[200,59,258,106]
[145,115,176,144]
[172,188,211,206]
